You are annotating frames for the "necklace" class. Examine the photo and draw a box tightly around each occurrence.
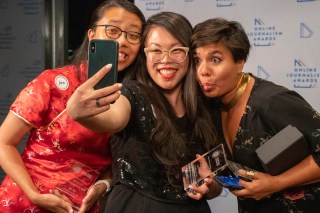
[220,72,251,111]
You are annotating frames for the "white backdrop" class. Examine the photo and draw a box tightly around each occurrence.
[134,0,320,212]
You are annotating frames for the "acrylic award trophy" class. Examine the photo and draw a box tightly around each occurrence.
[182,144,255,192]
[55,159,99,211]
[181,144,227,193]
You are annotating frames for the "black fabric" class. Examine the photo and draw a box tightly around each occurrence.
[213,75,320,213]
[105,184,210,213]
[109,81,210,206]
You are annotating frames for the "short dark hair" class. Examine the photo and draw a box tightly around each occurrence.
[191,18,251,63]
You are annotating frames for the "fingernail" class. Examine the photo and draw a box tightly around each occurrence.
[118,83,122,88]
[106,64,112,69]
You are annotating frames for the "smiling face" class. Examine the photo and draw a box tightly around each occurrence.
[194,42,244,103]
[144,26,189,91]
[88,7,142,72]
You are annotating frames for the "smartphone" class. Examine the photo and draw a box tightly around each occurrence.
[214,176,244,190]
[88,39,118,89]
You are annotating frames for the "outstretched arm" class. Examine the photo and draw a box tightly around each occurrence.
[67,64,131,133]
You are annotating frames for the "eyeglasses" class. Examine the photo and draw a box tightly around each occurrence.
[144,46,189,63]
[94,24,141,44]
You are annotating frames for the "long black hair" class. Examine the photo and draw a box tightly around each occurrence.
[136,12,217,166]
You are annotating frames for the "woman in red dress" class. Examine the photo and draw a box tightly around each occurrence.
[0,1,145,212]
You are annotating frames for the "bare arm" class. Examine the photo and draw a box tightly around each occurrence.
[233,155,320,200]
[0,112,37,198]
[0,112,73,212]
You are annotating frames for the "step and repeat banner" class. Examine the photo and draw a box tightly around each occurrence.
[0,0,44,181]
[134,0,320,212]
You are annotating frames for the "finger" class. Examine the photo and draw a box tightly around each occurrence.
[78,203,88,213]
[87,64,113,88]
[204,177,213,185]
[239,169,255,180]
[187,187,207,200]
[94,83,122,99]
[83,186,95,203]
[187,191,202,200]
[190,183,210,196]
[95,90,121,107]
[54,199,74,213]
[52,189,63,198]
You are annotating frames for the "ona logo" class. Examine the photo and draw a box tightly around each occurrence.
[55,75,69,90]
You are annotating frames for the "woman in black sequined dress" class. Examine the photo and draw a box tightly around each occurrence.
[67,12,222,213]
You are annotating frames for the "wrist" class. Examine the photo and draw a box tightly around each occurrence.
[27,190,42,205]
[94,179,112,196]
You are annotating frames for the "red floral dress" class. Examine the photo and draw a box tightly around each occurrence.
[0,65,112,213]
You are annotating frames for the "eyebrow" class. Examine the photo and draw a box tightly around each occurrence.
[194,49,222,55]
[108,20,142,31]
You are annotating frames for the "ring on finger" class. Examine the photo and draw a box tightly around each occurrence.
[96,99,101,107]
[246,170,255,178]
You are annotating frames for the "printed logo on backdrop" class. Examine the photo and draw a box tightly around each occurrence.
[300,23,313,38]
[0,93,14,116]
[247,18,283,47]
[297,0,319,2]
[0,65,10,78]
[0,25,16,50]
[20,60,43,83]
[138,0,165,11]
[18,0,41,15]
[0,0,8,9]
[216,0,236,7]
[257,66,270,80]
[27,30,38,43]
[287,59,319,88]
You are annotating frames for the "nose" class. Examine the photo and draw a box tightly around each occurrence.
[116,32,128,46]
[197,61,211,77]
[160,51,172,63]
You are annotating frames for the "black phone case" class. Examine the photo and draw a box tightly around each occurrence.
[88,39,118,89]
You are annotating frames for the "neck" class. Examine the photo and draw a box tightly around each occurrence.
[163,86,185,117]
[220,73,251,111]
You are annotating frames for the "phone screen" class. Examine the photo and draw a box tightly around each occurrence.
[88,39,118,89]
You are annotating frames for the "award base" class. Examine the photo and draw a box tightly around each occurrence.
[182,144,255,192]
[181,144,227,193]
[55,159,99,210]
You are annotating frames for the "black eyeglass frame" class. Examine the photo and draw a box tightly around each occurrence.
[94,24,142,44]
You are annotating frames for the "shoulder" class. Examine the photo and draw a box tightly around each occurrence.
[251,75,311,112]
[32,65,80,91]
[121,80,144,98]
[252,76,304,102]
[252,76,288,97]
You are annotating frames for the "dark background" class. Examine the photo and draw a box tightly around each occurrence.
[68,0,135,58]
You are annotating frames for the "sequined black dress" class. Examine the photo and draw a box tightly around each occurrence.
[105,81,211,213]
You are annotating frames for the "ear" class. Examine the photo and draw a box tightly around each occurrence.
[88,29,95,40]
[236,60,245,73]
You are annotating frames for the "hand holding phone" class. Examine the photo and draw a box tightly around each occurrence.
[88,39,118,89]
